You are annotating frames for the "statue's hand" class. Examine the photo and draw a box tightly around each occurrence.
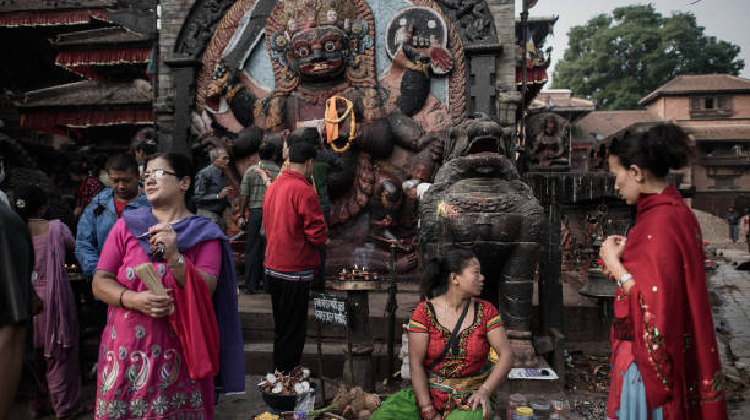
[416,132,445,161]
[428,45,453,74]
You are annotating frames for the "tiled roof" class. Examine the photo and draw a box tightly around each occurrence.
[640,74,750,105]
[530,90,595,111]
[683,125,750,141]
[0,0,114,13]
[573,110,658,144]
[54,27,152,46]
[21,80,152,107]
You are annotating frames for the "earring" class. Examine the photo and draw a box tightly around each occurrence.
[636,177,644,183]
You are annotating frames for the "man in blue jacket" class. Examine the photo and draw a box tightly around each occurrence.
[75,154,150,278]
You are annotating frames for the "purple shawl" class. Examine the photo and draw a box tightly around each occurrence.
[123,207,245,394]
[39,220,78,359]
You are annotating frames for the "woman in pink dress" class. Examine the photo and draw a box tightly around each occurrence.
[13,185,83,418]
[92,153,244,420]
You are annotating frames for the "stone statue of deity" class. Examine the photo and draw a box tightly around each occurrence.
[526,111,570,169]
[194,0,469,276]
[419,115,543,342]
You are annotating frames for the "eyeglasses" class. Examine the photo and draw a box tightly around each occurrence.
[142,169,177,181]
[218,156,230,161]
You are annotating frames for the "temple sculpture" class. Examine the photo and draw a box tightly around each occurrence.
[193,0,471,275]
[526,111,571,169]
[419,115,544,342]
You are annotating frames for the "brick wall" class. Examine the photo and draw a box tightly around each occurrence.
[648,93,750,122]
[157,0,195,101]
[487,0,516,93]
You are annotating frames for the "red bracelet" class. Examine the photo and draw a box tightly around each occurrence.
[119,289,128,309]
[419,404,437,420]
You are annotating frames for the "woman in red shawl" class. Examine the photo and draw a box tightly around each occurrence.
[600,123,728,420]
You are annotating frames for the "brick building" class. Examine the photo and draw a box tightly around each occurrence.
[639,74,750,216]
[573,74,750,218]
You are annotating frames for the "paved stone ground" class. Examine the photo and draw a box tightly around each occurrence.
[708,244,750,418]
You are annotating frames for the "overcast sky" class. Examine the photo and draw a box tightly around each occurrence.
[515,0,750,87]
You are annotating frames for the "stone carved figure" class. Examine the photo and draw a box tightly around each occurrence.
[419,115,543,339]
[435,0,497,44]
[526,112,570,168]
[196,0,467,276]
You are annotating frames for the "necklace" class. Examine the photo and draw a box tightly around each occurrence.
[28,218,46,222]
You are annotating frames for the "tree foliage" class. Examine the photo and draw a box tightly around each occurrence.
[552,5,744,110]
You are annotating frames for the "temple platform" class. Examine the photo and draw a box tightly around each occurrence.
[238,275,604,389]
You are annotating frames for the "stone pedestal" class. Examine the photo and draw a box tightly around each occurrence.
[332,281,381,392]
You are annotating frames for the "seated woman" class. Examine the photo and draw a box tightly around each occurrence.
[92,153,244,420]
[372,248,513,420]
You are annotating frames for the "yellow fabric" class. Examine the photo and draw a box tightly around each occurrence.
[324,95,356,152]
[325,96,341,144]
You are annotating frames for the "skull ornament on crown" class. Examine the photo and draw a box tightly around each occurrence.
[268,0,373,91]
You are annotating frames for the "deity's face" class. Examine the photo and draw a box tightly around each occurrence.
[544,119,556,135]
[290,27,348,80]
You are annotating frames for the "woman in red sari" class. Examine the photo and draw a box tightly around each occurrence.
[372,248,513,420]
[600,123,728,420]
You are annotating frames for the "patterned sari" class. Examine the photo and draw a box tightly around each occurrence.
[371,298,503,420]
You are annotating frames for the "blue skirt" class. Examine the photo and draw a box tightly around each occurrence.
[610,363,663,420]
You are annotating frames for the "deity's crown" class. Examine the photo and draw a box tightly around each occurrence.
[280,0,357,35]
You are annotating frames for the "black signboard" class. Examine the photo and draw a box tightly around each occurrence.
[313,294,348,326]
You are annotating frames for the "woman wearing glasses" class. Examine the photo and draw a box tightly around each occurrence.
[92,153,244,419]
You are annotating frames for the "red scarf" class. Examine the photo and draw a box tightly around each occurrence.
[166,258,219,380]
[608,185,727,419]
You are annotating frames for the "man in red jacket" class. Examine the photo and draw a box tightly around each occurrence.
[263,142,328,373]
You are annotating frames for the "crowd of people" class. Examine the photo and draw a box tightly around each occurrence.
[0,122,731,420]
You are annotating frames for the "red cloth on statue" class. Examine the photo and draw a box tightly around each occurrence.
[407,299,504,412]
[607,185,728,420]
[167,258,220,380]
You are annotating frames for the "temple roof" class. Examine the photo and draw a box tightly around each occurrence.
[54,27,151,46]
[530,89,595,112]
[573,110,658,144]
[515,15,558,48]
[21,79,151,107]
[19,79,152,132]
[640,74,750,105]
[0,0,114,13]
[683,124,750,142]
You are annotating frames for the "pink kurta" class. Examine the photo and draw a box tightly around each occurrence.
[95,219,221,420]
[31,220,81,417]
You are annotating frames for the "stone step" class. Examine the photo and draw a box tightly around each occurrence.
[242,341,397,379]
[238,289,419,343]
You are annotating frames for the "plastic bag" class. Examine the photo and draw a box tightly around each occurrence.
[295,389,316,412]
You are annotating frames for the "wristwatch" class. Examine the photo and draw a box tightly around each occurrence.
[169,254,185,269]
[617,272,633,288]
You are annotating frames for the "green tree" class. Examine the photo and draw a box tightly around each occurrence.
[552,5,744,110]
